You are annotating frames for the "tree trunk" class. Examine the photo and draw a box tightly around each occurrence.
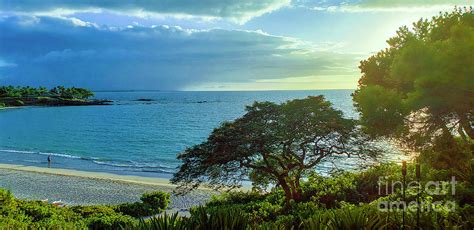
[278,178,293,206]
[295,179,303,201]
[291,187,303,202]
[277,173,305,206]
[290,179,303,202]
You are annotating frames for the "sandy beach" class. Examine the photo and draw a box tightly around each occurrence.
[0,163,215,214]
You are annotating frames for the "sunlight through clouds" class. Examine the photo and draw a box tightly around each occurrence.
[0,15,359,90]
[0,0,466,90]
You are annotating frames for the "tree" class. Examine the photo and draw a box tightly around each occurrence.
[171,96,378,203]
[38,86,48,96]
[353,7,474,153]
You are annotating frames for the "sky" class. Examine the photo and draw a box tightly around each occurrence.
[0,0,469,91]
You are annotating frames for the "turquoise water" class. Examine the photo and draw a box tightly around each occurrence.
[0,90,392,178]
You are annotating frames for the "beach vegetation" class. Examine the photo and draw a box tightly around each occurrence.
[140,191,171,212]
[0,85,94,100]
[115,191,170,217]
[0,85,107,107]
[138,212,187,230]
[135,188,474,229]
[1,161,473,229]
[172,95,379,204]
[352,7,473,163]
[0,189,170,229]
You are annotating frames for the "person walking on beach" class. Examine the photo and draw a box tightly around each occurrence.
[47,155,51,168]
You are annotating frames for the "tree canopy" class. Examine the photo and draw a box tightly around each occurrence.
[172,96,378,203]
[0,85,94,100]
[352,7,473,153]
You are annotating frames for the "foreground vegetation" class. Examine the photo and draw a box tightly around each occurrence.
[0,190,170,229]
[1,160,472,229]
[0,85,111,107]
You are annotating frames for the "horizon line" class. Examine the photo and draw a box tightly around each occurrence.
[92,88,357,93]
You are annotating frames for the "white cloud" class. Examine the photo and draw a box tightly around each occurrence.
[0,15,360,90]
[0,59,16,68]
[293,0,470,12]
[0,0,291,23]
[354,0,471,8]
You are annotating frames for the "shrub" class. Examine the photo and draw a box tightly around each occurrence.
[302,172,358,207]
[188,206,250,230]
[0,189,86,228]
[459,205,474,228]
[115,202,149,217]
[71,205,118,217]
[69,204,139,229]
[138,212,187,230]
[0,189,16,214]
[0,189,169,228]
[114,191,170,217]
[85,213,137,229]
[140,191,170,211]
[204,192,282,223]
[0,216,30,229]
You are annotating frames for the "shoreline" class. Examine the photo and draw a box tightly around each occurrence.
[0,163,177,188]
[0,106,20,110]
[0,163,251,190]
[0,163,215,213]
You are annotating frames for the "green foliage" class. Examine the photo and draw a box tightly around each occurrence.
[173,96,379,203]
[302,172,358,207]
[84,212,137,230]
[138,212,187,230]
[0,190,87,228]
[183,159,474,229]
[3,159,474,229]
[0,85,94,100]
[328,206,386,229]
[116,202,150,217]
[205,191,283,223]
[207,191,267,206]
[115,191,170,218]
[71,205,138,229]
[353,7,474,157]
[71,204,118,217]
[0,188,171,229]
[141,191,171,211]
[134,202,474,229]
[135,208,251,230]
[0,189,16,213]
[187,206,250,230]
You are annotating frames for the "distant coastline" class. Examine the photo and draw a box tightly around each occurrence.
[0,86,112,107]
[0,96,112,107]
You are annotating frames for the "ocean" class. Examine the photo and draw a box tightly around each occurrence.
[0,90,403,178]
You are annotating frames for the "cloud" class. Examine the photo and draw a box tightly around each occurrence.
[293,0,471,12]
[354,0,471,8]
[0,0,291,23]
[0,15,360,90]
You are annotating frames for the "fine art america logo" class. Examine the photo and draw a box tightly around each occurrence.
[377,176,457,212]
